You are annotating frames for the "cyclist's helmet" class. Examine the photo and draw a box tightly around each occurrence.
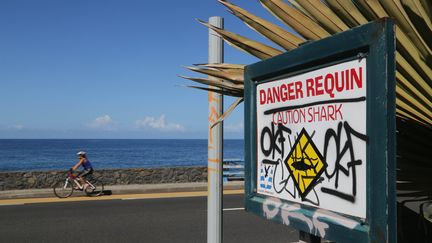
[77,151,87,156]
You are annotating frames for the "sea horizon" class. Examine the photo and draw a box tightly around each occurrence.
[0,139,244,172]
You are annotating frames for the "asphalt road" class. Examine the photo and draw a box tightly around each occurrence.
[0,194,298,243]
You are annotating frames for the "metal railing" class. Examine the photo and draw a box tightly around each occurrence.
[222,159,244,182]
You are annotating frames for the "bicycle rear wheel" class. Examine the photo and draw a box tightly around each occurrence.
[53,179,74,198]
[85,178,104,197]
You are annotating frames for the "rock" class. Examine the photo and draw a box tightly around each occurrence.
[138,171,150,177]
[176,170,185,175]
[0,167,209,190]
[37,174,47,181]
[178,174,188,182]
[152,174,162,182]
[28,176,36,185]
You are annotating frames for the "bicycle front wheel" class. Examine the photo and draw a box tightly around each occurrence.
[85,178,104,197]
[53,179,74,198]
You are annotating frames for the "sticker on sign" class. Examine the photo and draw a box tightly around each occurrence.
[256,59,367,219]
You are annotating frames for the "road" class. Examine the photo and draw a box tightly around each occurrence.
[0,194,298,243]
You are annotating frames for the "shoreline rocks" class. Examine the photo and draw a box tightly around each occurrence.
[0,167,208,191]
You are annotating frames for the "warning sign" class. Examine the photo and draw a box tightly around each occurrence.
[256,59,367,219]
[284,128,327,199]
[246,20,397,242]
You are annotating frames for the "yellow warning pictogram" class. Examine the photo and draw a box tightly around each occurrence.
[284,128,327,199]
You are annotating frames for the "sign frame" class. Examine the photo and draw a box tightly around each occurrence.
[244,19,396,242]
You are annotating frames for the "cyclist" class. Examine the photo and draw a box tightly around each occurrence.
[71,151,94,189]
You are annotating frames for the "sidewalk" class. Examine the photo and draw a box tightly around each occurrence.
[0,181,244,200]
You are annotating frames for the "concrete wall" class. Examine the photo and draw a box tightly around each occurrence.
[0,167,207,191]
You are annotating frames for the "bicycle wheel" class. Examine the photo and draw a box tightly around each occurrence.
[53,179,74,198]
[85,178,104,197]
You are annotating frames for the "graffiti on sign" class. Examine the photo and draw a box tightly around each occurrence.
[262,197,361,238]
[256,59,367,219]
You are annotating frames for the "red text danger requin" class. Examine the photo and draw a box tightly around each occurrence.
[259,67,363,105]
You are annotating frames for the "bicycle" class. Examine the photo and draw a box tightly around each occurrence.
[53,169,104,198]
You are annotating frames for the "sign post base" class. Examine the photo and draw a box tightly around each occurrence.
[299,231,320,243]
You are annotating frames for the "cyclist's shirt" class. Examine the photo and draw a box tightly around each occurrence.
[82,159,93,170]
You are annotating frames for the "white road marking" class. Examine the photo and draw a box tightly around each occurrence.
[0,203,25,206]
[223,207,244,211]
[0,189,244,206]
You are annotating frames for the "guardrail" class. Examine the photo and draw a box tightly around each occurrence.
[223,159,244,182]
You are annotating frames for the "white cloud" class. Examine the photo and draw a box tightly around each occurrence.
[0,124,25,131]
[88,115,116,130]
[135,115,185,132]
[9,124,24,130]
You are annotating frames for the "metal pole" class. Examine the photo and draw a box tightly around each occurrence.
[207,16,224,243]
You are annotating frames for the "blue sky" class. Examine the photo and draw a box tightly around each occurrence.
[0,0,282,139]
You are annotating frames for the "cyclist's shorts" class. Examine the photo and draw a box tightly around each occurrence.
[78,168,93,179]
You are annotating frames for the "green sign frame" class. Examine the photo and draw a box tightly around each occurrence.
[244,19,396,242]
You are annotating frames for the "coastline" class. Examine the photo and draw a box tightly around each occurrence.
[0,166,207,191]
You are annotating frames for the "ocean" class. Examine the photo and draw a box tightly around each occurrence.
[0,139,244,172]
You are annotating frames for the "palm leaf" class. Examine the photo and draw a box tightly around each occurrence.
[397,109,429,127]
[397,99,432,125]
[326,0,368,27]
[178,75,243,92]
[287,0,315,20]
[181,85,243,97]
[396,71,432,118]
[353,0,432,82]
[194,63,244,83]
[184,66,243,84]
[396,85,432,121]
[198,19,283,59]
[401,0,432,50]
[379,0,432,61]
[396,52,432,97]
[296,0,349,34]
[195,63,245,70]
[259,0,330,40]
[420,0,432,19]
[219,0,304,51]
[210,97,244,128]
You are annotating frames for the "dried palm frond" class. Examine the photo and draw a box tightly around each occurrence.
[325,0,368,27]
[219,0,304,51]
[178,75,243,93]
[295,0,350,34]
[198,19,283,59]
[211,97,244,128]
[183,66,243,84]
[180,85,243,97]
[287,0,315,20]
[259,0,330,40]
